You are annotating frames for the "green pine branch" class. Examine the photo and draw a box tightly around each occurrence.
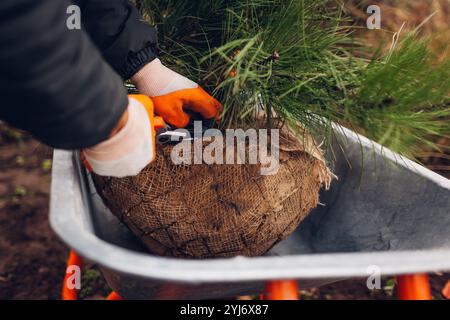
[139,0,450,159]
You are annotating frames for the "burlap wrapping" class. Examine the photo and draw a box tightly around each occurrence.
[92,127,334,258]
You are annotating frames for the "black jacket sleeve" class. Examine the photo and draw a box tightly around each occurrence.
[75,0,158,80]
[0,0,128,149]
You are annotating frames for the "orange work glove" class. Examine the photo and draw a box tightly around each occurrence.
[82,95,157,177]
[131,58,222,128]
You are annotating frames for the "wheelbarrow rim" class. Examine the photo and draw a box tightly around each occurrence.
[50,125,450,284]
[50,219,450,283]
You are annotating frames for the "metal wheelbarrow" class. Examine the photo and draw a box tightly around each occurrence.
[49,125,450,299]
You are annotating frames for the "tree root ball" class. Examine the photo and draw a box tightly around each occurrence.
[92,130,333,259]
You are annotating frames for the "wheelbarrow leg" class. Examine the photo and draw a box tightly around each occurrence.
[62,250,83,300]
[397,274,431,300]
[106,291,124,300]
[442,280,450,299]
[62,249,123,300]
[263,280,299,300]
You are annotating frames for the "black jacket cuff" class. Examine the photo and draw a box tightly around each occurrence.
[118,45,158,80]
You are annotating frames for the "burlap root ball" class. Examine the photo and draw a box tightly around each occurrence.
[92,129,333,259]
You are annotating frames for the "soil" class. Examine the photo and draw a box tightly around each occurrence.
[0,125,109,300]
[0,123,448,300]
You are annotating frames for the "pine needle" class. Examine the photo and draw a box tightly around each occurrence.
[140,0,450,159]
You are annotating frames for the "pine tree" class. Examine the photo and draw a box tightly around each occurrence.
[139,0,450,159]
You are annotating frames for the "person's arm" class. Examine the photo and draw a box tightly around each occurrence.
[75,0,158,80]
[0,0,128,149]
[75,0,222,128]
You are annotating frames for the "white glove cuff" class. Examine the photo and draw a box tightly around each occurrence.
[83,98,154,177]
[131,58,197,97]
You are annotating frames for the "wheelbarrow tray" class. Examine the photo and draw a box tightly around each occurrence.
[50,125,450,299]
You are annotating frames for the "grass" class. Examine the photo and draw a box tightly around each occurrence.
[139,0,450,160]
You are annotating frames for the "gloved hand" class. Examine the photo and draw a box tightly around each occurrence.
[82,95,156,177]
[131,58,222,128]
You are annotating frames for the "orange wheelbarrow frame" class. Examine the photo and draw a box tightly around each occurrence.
[63,250,432,300]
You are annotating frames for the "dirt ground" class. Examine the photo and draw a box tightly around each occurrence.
[0,124,448,300]
[0,125,111,300]
[0,126,64,299]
